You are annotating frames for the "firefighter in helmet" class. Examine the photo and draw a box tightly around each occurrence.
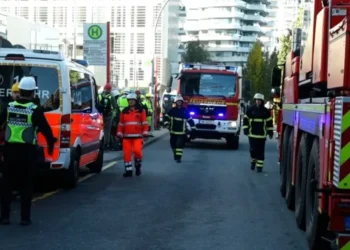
[243,93,273,172]
[164,95,191,163]
[117,93,148,177]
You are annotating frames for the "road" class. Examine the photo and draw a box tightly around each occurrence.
[0,134,308,250]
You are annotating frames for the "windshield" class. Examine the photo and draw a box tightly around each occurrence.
[0,65,60,111]
[163,94,176,103]
[180,73,236,98]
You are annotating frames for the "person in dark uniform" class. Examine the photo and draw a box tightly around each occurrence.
[164,95,190,163]
[243,93,273,173]
[0,77,56,226]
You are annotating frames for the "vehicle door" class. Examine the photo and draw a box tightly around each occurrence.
[0,61,61,161]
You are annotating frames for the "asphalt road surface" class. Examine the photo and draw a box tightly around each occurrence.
[0,135,308,250]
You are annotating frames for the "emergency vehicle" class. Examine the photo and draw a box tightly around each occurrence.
[272,1,350,249]
[173,62,242,149]
[0,48,104,189]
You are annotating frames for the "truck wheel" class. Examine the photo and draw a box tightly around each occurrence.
[280,127,290,198]
[295,134,311,230]
[305,138,328,250]
[226,135,239,150]
[63,149,80,189]
[285,130,295,210]
[87,139,104,174]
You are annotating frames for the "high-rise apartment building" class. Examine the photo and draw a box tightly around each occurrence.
[0,0,184,88]
[182,0,270,65]
[260,0,279,54]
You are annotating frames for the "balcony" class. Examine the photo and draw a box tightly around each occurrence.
[178,6,186,17]
[207,46,251,53]
[200,22,242,30]
[246,3,268,13]
[200,10,245,19]
[178,28,186,35]
[241,25,262,33]
[199,34,242,41]
[243,14,266,23]
[211,55,248,63]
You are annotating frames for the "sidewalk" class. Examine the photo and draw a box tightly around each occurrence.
[103,128,169,163]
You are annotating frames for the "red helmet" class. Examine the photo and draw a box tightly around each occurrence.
[135,90,141,95]
[104,83,112,91]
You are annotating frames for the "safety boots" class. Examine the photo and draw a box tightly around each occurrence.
[257,168,263,173]
[123,171,133,177]
[135,160,142,176]
[250,162,255,171]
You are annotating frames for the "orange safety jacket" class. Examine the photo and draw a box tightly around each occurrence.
[117,106,148,138]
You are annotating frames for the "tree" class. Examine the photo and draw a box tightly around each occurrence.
[292,8,304,29]
[246,40,265,101]
[263,49,278,100]
[181,40,211,62]
[277,34,291,65]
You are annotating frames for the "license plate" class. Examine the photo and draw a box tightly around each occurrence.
[199,120,214,125]
[345,217,350,230]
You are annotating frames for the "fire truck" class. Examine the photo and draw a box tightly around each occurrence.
[272,1,350,249]
[172,62,243,149]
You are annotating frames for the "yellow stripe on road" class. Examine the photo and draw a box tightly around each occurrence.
[32,160,118,202]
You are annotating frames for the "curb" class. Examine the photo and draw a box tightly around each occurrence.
[103,131,169,164]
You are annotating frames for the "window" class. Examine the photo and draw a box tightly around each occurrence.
[114,33,125,54]
[180,73,236,98]
[69,69,93,113]
[137,33,145,54]
[136,6,146,27]
[0,65,60,111]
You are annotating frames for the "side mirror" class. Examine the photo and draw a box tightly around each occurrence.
[166,87,171,93]
[167,76,172,88]
[271,66,282,88]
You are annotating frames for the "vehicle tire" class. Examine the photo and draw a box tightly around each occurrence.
[280,126,290,198]
[285,129,295,210]
[305,138,328,250]
[295,133,312,230]
[88,139,104,174]
[226,135,239,150]
[63,149,80,189]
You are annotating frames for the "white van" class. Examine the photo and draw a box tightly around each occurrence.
[0,49,104,188]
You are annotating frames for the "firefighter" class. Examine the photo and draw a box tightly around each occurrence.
[135,90,148,113]
[164,95,190,163]
[117,93,148,177]
[145,93,154,137]
[98,83,117,150]
[0,77,56,226]
[243,93,273,173]
[11,82,20,101]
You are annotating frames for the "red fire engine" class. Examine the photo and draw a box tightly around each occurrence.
[272,1,350,249]
[172,62,243,149]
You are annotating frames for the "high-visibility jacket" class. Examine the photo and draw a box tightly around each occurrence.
[117,106,148,138]
[145,99,153,115]
[117,95,129,111]
[164,107,189,135]
[243,104,273,139]
[5,101,37,144]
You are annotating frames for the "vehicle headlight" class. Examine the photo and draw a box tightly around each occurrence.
[229,121,237,127]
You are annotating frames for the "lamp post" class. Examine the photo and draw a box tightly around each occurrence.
[151,0,171,131]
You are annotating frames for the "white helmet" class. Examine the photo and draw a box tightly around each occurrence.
[111,89,120,97]
[126,93,137,100]
[253,93,264,101]
[124,87,130,94]
[174,95,183,102]
[19,77,38,90]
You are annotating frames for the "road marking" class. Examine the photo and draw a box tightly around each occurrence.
[32,160,118,202]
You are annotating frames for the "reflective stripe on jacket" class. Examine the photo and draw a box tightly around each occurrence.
[117,106,148,138]
[5,101,37,144]
[243,104,273,139]
[164,107,188,135]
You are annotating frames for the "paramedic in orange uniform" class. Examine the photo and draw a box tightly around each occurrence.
[117,93,148,177]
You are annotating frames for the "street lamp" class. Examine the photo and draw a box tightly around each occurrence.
[151,0,171,131]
